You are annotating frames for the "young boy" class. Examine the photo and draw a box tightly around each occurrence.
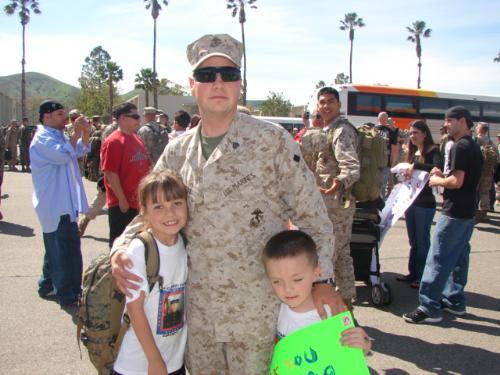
[263,230,371,354]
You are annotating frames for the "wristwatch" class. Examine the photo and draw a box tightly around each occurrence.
[312,278,336,287]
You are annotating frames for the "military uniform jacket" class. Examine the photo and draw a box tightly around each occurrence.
[301,116,360,209]
[123,112,335,341]
[137,121,169,165]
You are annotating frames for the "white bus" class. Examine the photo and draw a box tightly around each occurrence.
[332,84,500,142]
[254,116,304,132]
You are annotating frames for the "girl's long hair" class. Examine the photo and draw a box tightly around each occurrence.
[406,120,436,163]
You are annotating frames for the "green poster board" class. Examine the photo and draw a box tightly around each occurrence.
[269,311,369,375]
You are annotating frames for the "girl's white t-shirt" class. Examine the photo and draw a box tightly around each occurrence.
[114,235,188,375]
[276,303,332,340]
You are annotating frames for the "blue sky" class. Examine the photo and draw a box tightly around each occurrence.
[1,0,499,106]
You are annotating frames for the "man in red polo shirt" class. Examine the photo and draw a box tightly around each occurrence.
[101,102,150,247]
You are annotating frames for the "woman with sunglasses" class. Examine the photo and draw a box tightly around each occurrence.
[397,120,442,289]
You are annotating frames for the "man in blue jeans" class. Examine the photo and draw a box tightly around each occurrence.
[403,106,483,323]
[30,100,91,306]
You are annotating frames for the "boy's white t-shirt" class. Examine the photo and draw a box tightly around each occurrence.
[276,303,332,340]
[113,235,188,375]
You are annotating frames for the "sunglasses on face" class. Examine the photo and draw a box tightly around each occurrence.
[193,66,241,83]
[123,114,141,120]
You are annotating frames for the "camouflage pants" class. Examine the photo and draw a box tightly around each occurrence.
[327,203,356,300]
[185,314,273,375]
[83,189,106,220]
[478,177,493,211]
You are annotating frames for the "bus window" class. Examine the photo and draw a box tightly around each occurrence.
[482,102,500,123]
[450,100,480,121]
[348,92,381,116]
[384,96,417,116]
[418,98,450,119]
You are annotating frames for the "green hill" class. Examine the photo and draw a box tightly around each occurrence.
[0,72,80,104]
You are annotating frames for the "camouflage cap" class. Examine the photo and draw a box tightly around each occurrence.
[143,107,157,115]
[186,34,243,70]
[68,109,81,118]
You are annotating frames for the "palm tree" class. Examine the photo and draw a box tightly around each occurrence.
[407,21,431,89]
[334,73,350,84]
[99,61,123,117]
[494,52,500,62]
[226,0,257,105]
[4,0,41,118]
[134,68,157,106]
[339,12,365,84]
[144,0,168,108]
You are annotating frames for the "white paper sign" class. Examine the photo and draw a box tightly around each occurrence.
[380,164,430,241]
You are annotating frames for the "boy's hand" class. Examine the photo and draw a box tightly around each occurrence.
[312,284,346,318]
[341,327,372,355]
[111,250,142,297]
[148,358,168,375]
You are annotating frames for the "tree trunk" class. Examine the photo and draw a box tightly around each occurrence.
[21,23,26,119]
[153,18,158,109]
[349,32,354,83]
[240,21,247,105]
[417,58,422,89]
[145,90,150,107]
[416,38,422,89]
[109,76,113,118]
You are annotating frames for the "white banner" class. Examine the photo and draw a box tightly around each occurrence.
[380,163,430,241]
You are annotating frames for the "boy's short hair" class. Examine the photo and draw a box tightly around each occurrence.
[112,102,137,120]
[317,87,339,101]
[174,110,191,128]
[262,230,318,267]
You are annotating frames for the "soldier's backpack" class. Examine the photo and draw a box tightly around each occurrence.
[77,232,161,375]
[478,144,497,185]
[84,131,102,182]
[351,124,388,202]
[327,122,387,203]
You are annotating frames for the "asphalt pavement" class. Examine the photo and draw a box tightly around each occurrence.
[0,170,499,374]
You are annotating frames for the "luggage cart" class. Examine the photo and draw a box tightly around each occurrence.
[350,207,391,306]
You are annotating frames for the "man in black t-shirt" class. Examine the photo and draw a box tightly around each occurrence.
[403,106,483,324]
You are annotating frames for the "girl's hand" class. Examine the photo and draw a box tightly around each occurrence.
[341,327,372,355]
[403,164,414,180]
[148,358,168,375]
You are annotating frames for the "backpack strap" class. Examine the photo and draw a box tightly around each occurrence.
[111,233,161,362]
[135,231,162,292]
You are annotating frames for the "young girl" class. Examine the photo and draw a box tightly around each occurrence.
[397,120,442,289]
[113,170,188,375]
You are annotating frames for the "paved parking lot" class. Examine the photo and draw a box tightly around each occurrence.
[0,171,499,374]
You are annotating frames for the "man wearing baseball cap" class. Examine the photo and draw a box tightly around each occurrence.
[404,106,483,324]
[110,34,344,374]
[30,100,92,307]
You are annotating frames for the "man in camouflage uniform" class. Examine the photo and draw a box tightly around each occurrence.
[5,120,20,171]
[110,34,345,375]
[137,107,169,165]
[474,122,496,223]
[19,117,35,172]
[301,87,360,308]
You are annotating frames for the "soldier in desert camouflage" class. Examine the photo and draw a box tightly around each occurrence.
[301,87,360,309]
[110,34,346,374]
[137,107,169,165]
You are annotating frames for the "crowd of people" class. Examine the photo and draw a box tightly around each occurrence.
[1,32,499,374]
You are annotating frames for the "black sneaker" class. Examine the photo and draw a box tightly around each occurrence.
[403,309,442,324]
[440,301,466,316]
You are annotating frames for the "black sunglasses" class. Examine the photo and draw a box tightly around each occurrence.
[123,114,141,120]
[193,66,241,83]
